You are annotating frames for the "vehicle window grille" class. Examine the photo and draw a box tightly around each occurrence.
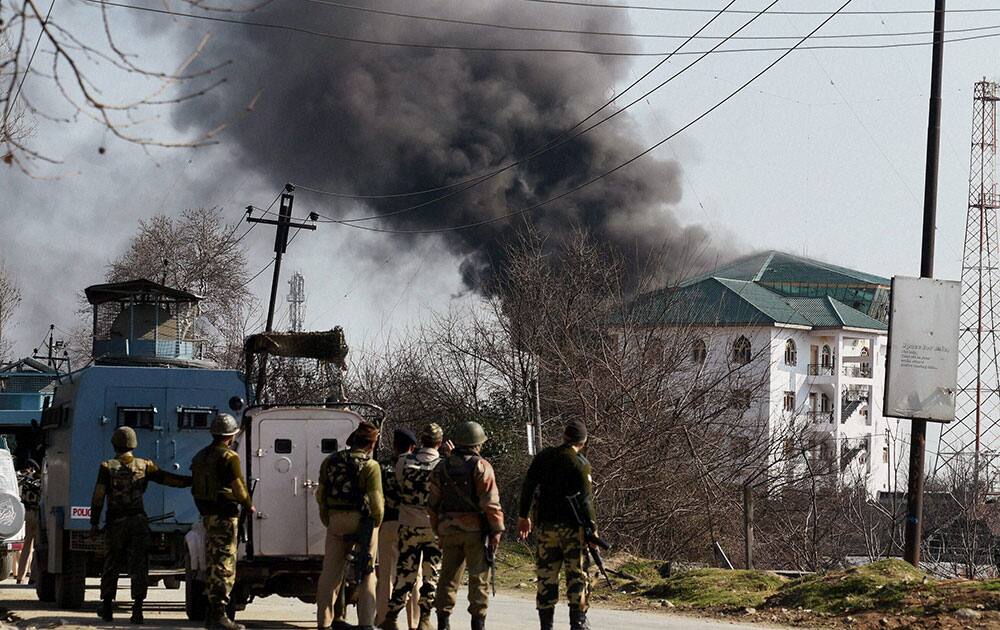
[117,406,156,429]
[274,439,293,454]
[321,439,338,453]
[177,407,215,430]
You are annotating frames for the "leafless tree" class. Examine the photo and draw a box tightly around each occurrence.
[106,207,257,367]
[0,260,22,361]
[1,1,267,172]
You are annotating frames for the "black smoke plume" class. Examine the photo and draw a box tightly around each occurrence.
[173,1,718,291]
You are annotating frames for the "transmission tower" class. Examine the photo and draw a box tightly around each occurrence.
[936,79,1000,484]
[287,271,306,333]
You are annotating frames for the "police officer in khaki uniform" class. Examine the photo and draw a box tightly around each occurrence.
[429,422,504,630]
[91,426,192,624]
[191,413,254,630]
[517,419,595,630]
[316,422,384,630]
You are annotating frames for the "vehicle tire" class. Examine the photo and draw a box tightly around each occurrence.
[34,547,55,602]
[184,553,208,621]
[54,550,86,609]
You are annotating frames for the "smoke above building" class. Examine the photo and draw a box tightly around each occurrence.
[172,1,721,291]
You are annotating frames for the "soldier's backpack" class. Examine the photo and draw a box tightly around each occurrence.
[106,458,149,515]
[436,453,482,515]
[397,453,439,507]
[322,450,370,511]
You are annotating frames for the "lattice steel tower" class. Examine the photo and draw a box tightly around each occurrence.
[936,80,1000,483]
[287,271,305,333]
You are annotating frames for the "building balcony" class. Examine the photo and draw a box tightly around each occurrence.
[808,410,835,424]
[808,363,836,376]
[842,365,873,379]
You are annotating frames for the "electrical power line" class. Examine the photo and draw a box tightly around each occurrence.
[301,0,1000,42]
[518,0,1000,16]
[314,0,858,234]
[297,0,758,219]
[5,0,57,125]
[85,0,1000,58]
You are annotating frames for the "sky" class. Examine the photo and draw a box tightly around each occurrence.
[2,0,997,360]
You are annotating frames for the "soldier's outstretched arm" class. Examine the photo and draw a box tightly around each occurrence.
[147,462,193,488]
[89,463,110,530]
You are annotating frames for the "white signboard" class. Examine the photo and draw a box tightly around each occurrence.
[884,276,961,421]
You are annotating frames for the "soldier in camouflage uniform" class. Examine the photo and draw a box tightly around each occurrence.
[15,459,40,584]
[429,421,504,630]
[375,428,418,629]
[191,413,254,630]
[517,419,595,630]
[316,422,384,630]
[380,423,443,630]
[91,426,192,624]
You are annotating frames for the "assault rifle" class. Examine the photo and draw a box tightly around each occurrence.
[482,517,497,596]
[352,513,376,585]
[566,493,613,588]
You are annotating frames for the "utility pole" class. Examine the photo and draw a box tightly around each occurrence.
[32,324,68,372]
[246,184,317,401]
[904,0,946,567]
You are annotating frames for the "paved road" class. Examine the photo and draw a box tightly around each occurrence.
[1,579,782,629]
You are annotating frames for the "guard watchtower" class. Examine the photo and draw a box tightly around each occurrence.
[84,279,206,363]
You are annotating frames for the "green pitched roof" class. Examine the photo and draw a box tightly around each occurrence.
[684,251,890,288]
[629,255,889,332]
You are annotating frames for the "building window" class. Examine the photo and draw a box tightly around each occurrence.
[883,447,889,463]
[732,389,752,410]
[691,338,707,364]
[821,393,831,412]
[783,391,795,412]
[821,345,832,368]
[784,339,797,366]
[732,336,752,365]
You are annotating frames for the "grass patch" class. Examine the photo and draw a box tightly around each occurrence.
[765,559,925,614]
[642,568,785,609]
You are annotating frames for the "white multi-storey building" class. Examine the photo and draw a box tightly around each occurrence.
[630,251,899,496]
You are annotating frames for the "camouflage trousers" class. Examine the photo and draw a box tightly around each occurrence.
[434,530,491,617]
[387,525,441,617]
[536,524,590,611]
[203,515,239,608]
[100,514,151,602]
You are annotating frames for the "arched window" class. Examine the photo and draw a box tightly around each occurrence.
[691,338,707,364]
[732,336,752,365]
[784,339,797,366]
[821,345,832,367]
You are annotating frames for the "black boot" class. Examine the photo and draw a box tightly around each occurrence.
[538,608,554,630]
[437,611,450,630]
[205,606,245,630]
[130,600,144,625]
[379,610,400,630]
[569,606,590,630]
[471,615,485,630]
[97,599,114,622]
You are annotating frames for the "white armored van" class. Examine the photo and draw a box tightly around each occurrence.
[184,329,384,620]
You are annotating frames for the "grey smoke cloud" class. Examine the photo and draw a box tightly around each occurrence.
[172,1,718,291]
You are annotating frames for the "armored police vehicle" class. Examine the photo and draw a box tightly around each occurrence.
[36,280,247,609]
[183,329,383,620]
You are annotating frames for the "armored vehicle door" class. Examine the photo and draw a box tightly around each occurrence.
[249,407,361,557]
[104,387,168,521]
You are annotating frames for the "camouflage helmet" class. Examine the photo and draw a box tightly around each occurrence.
[211,413,241,437]
[111,426,138,451]
[453,421,487,447]
[421,422,444,446]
